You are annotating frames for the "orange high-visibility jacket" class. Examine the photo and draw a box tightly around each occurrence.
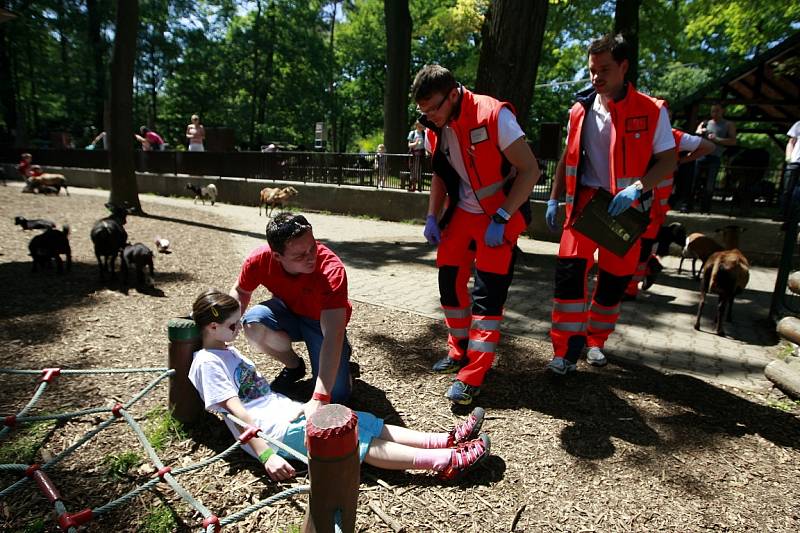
[564,84,664,222]
[427,87,527,235]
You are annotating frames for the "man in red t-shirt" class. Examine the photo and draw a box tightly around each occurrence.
[230,212,353,416]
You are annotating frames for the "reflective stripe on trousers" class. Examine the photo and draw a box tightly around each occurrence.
[457,314,502,387]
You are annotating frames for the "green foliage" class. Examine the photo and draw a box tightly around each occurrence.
[138,504,177,533]
[144,406,188,451]
[104,451,141,479]
[18,517,46,533]
[0,421,55,464]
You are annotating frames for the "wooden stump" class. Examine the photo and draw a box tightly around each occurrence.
[303,404,360,533]
[167,317,205,425]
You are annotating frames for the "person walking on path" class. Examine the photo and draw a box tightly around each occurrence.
[229,212,353,417]
[544,34,676,375]
[186,114,205,152]
[415,64,540,405]
[693,103,736,213]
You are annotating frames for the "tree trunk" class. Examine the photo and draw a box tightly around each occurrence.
[328,0,339,152]
[475,0,548,131]
[56,0,70,114]
[383,0,411,154]
[256,5,275,147]
[87,0,106,133]
[614,0,641,87]
[0,11,18,141]
[249,0,262,148]
[108,0,141,212]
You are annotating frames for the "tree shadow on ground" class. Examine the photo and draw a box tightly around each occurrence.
[0,259,194,322]
[138,212,266,241]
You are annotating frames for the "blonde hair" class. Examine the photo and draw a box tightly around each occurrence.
[191,114,200,121]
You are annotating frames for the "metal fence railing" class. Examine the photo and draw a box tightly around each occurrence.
[0,147,560,199]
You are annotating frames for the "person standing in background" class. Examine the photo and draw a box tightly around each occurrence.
[186,114,206,152]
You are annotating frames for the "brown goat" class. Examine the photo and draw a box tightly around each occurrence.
[679,225,745,278]
[259,186,299,217]
[694,249,750,336]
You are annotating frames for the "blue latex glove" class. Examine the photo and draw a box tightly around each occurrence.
[485,219,506,247]
[423,215,441,245]
[545,199,559,232]
[608,183,642,216]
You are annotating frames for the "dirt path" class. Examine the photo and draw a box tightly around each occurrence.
[1,185,799,532]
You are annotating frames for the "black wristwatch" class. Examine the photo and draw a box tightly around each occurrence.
[491,213,509,225]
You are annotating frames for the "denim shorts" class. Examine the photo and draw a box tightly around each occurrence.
[242,298,352,403]
[279,411,384,462]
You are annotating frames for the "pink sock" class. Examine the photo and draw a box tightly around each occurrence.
[412,448,452,472]
[421,433,450,449]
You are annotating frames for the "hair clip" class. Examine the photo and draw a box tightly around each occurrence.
[210,307,219,318]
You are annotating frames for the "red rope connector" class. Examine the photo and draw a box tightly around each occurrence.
[39,368,61,383]
[25,464,41,477]
[4,415,16,428]
[111,403,124,418]
[156,466,172,481]
[57,508,93,531]
[237,425,260,445]
[202,514,221,532]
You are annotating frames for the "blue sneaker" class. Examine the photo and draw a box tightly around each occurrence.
[432,356,467,374]
[546,357,576,375]
[445,380,481,405]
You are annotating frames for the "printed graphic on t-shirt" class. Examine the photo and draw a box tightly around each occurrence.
[234,361,270,402]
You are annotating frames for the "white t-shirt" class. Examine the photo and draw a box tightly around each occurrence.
[678,132,702,152]
[426,107,525,213]
[788,121,800,164]
[570,97,674,190]
[188,347,300,458]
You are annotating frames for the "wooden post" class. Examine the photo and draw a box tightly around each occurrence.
[167,317,204,425]
[303,404,360,533]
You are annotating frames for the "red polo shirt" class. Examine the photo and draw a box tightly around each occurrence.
[237,242,351,323]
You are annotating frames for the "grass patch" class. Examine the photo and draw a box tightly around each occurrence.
[767,398,800,412]
[139,504,177,533]
[0,421,56,464]
[104,450,141,479]
[15,517,46,533]
[144,407,188,451]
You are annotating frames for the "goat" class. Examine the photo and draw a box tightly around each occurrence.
[122,243,155,286]
[259,186,299,216]
[90,203,129,279]
[694,249,750,337]
[29,172,69,195]
[655,222,687,257]
[679,225,745,278]
[154,236,171,254]
[186,183,217,205]
[29,226,71,273]
[15,216,56,231]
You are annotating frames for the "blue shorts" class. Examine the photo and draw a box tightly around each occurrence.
[242,298,352,403]
[279,411,384,462]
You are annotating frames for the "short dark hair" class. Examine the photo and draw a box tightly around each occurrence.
[266,212,313,254]
[411,65,457,102]
[588,34,630,64]
[192,289,240,328]
[140,126,149,135]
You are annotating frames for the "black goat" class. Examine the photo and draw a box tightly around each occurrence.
[29,226,71,273]
[122,243,155,286]
[15,216,56,231]
[90,203,128,279]
[655,222,687,258]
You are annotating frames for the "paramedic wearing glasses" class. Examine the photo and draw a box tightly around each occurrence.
[414,64,541,406]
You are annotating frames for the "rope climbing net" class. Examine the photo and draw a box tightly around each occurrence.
[0,367,310,533]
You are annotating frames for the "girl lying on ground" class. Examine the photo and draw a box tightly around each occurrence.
[188,289,491,481]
